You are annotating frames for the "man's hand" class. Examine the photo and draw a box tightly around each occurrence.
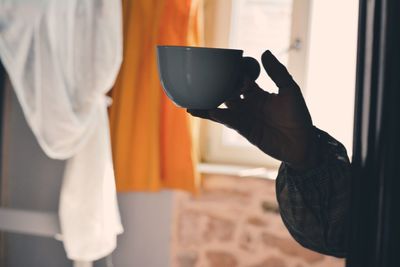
[188,50,319,172]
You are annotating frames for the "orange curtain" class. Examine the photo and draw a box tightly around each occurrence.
[109,0,202,193]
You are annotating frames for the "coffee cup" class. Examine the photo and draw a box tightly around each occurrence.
[157,46,260,109]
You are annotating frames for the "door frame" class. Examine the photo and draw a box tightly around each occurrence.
[347,0,400,266]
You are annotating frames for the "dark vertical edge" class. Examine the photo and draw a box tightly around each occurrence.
[347,0,369,265]
[347,0,400,266]
[377,0,400,265]
[0,65,13,209]
[0,61,6,267]
[347,0,381,266]
[0,62,5,198]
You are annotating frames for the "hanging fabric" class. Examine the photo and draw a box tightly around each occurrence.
[0,0,123,261]
[109,0,202,193]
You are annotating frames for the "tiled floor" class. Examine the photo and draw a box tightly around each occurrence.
[171,174,345,267]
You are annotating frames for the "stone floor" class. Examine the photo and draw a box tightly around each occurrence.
[171,174,345,267]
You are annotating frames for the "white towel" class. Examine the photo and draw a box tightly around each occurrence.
[0,0,123,261]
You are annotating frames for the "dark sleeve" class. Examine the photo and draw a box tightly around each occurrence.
[276,128,351,258]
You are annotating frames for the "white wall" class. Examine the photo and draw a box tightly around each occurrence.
[1,77,173,267]
[304,0,359,157]
[112,192,173,267]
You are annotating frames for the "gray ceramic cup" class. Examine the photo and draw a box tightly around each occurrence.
[157,46,260,109]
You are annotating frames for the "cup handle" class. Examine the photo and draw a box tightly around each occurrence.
[241,56,261,81]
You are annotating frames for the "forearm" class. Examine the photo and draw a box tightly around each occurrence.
[276,128,351,257]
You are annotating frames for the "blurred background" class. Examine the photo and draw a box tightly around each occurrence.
[0,0,358,266]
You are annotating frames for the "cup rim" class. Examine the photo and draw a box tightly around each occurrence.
[157,45,243,54]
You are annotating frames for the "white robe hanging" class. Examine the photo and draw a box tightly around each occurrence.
[0,0,123,261]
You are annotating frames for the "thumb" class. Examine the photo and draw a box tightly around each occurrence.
[261,50,296,91]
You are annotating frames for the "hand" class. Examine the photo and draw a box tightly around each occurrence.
[188,50,319,172]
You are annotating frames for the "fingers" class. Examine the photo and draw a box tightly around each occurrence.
[187,108,237,127]
[261,50,297,91]
[241,79,269,98]
[187,108,243,131]
[187,109,213,120]
[239,80,270,111]
[241,56,261,81]
[208,109,240,128]
[224,76,253,109]
[225,94,242,109]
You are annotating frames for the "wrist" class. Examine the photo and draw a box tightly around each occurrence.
[286,127,321,173]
